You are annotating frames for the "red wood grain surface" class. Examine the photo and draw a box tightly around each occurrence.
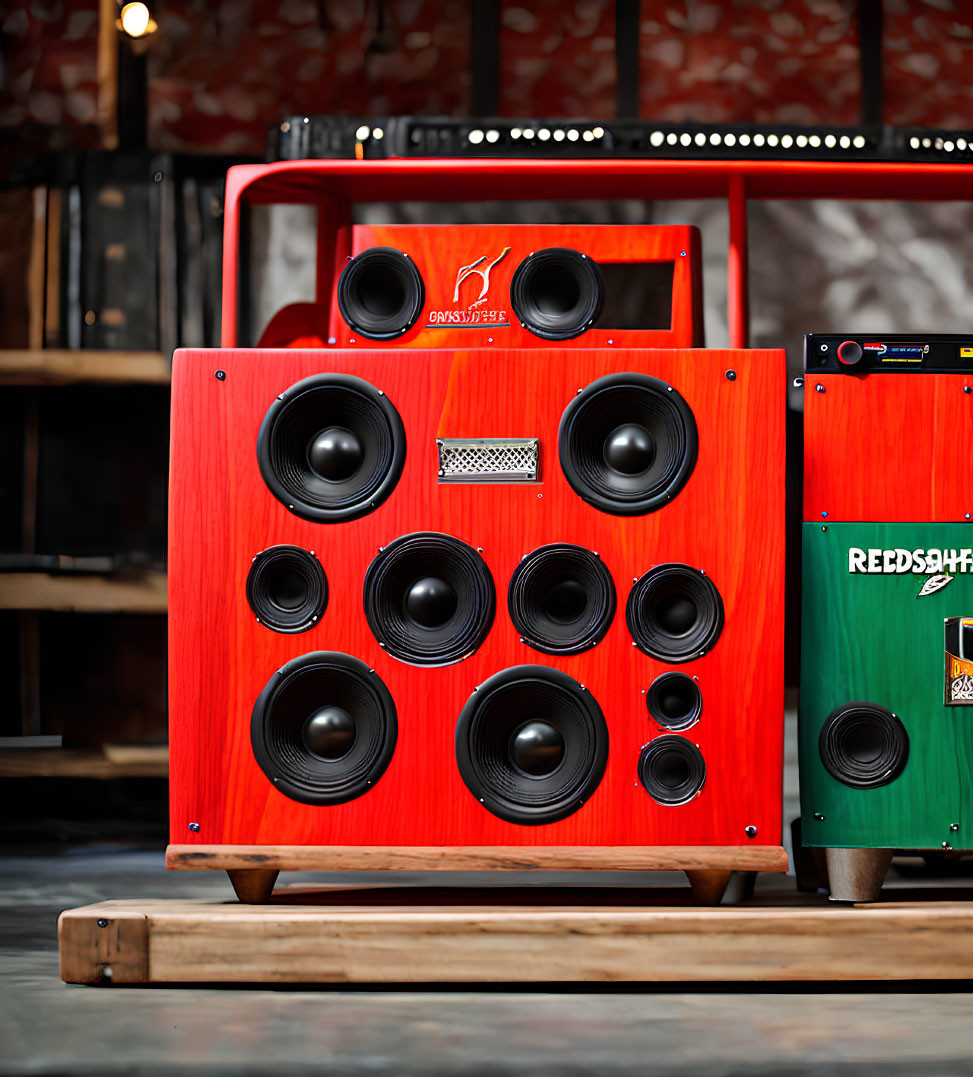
[169,346,785,849]
[804,372,973,523]
[257,224,701,350]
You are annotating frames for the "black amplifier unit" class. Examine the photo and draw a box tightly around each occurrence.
[805,333,973,375]
[270,116,973,165]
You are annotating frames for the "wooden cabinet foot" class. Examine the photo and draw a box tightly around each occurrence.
[685,869,733,905]
[825,847,893,903]
[227,868,279,904]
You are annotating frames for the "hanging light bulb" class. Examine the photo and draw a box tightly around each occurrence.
[118,2,157,38]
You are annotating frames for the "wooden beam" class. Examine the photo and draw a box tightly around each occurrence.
[0,350,170,386]
[97,0,119,150]
[0,571,167,613]
[0,745,168,779]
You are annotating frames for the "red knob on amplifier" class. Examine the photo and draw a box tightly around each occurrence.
[837,340,863,366]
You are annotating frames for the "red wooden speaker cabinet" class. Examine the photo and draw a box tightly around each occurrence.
[167,346,786,902]
[257,224,703,352]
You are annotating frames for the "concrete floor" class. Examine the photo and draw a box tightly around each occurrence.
[3,845,973,1075]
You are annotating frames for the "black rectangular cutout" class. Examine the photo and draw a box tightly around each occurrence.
[596,261,673,330]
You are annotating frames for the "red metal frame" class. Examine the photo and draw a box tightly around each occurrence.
[220,158,973,352]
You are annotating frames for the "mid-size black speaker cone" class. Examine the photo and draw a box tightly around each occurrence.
[819,702,909,789]
[363,532,495,665]
[508,544,616,656]
[646,672,702,730]
[455,665,609,825]
[638,735,706,805]
[251,651,396,805]
[558,372,698,515]
[627,563,724,662]
[336,246,425,340]
[257,372,405,523]
[510,247,604,341]
[246,545,328,634]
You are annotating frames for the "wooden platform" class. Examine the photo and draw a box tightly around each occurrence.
[58,883,973,985]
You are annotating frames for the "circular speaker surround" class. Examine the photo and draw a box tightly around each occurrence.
[257,373,406,524]
[251,651,397,805]
[363,532,496,666]
[819,702,909,789]
[646,672,702,730]
[508,544,616,656]
[336,247,425,341]
[510,248,604,341]
[627,564,724,662]
[638,735,706,806]
[246,545,328,634]
[558,373,698,515]
[455,665,609,825]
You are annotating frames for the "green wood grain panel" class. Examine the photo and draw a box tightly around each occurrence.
[800,523,973,849]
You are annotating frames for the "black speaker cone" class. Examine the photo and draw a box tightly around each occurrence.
[251,651,396,805]
[510,247,604,341]
[508,544,616,656]
[627,564,724,662]
[819,702,909,789]
[364,532,495,665]
[246,545,328,634]
[257,373,406,523]
[558,372,698,515]
[646,672,702,730]
[455,665,609,825]
[638,735,706,806]
[336,246,425,340]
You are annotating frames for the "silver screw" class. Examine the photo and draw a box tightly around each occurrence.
[189,822,200,833]
[814,383,826,393]
[744,825,757,838]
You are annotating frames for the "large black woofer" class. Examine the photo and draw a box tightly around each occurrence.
[508,544,616,656]
[510,247,604,341]
[638,735,706,806]
[627,564,724,662]
[819,702,909,789]
[646,672,702,730]
[246,545,327,634]
[336,246,425,340]
[455,665,609,825]
[251,651,396,805]
[363,532,495,666]
[558,372,698,515]
[257,372,405,523]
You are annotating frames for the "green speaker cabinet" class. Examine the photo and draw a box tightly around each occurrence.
[801,522,973,900]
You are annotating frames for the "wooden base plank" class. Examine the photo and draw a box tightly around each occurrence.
[166,844,788,873]
[59,891,973,984]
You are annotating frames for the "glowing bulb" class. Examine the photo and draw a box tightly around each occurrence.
[839,135,851,148]
[567,129,579,141]
[922,137,932,148]
[753,133,765,147]
[650,130,664,147]
[694,132,706,146]
[510,127,522,139]
[582,130,594,141]
[486,129,499,143]
[468,129,484,144]
[796,134,808,148]
[944,140,955,152]
[852,134,865,148]
[909,136,920,149]
[709,132,721,145]
[724,132,736,147]
[824,134,837,148]
[767,133,779,147]
[738,133,751,146]
[666,132,678,145]
[808,134,821,147]
[592,126,604,138]
[679,132,691,146]
[523,128,535,139]
[958,138,967,150]
[538,128,550,140]
[355,125,370,141]
[553,129,565,142]
[119,2,154,37]
[371,127,383,140]
[780,134,793,148]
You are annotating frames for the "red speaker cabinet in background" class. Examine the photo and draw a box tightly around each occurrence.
[167,346,786,903]
[257,224,703,352]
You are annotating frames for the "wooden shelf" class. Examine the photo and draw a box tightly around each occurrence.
[0,571,167,612]
[0,350,170,387]
[0,745,168,779]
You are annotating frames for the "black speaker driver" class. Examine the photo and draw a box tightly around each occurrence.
[246,545,328,634]
[638,735,706,806]
[336,246,425,340]
[251,651,397,805]
[819,702,909,789]
[363,532,496,666]
[455,665,609,825]
[558,372,698,516]
[509,247,604,341]
[508,544,616,656]
[646,672,702,730]
[627,563,724,662]
[257,372,406,524]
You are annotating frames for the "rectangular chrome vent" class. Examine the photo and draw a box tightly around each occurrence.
[437,438,540,483]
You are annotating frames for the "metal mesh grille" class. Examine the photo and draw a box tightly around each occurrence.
[438,439,539,482]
